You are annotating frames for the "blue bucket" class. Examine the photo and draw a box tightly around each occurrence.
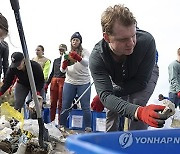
[43,107,50,123]
[66,129,180,154]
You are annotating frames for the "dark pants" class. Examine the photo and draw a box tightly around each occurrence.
[169,92,180,108]
[14,83,30,111]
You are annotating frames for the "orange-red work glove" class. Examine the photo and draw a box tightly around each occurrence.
[137,104,167,128]
[62,60,69,69]
[8,86,13,95]
[37,91,41,96]
[91,95,104,112]
[177,91,180,98]
[44,84,49,93]
[69,51,82,62]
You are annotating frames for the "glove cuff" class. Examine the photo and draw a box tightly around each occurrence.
[137,106,143,121]
[77,56,82,62]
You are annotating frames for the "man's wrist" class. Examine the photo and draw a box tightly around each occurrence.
[134,106,140,120]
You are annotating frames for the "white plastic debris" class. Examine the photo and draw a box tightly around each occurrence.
[23,119,63,139]
[0,115,11,130]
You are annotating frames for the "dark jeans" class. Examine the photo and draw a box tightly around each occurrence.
[169,92,180,108]
[14,83,30,111]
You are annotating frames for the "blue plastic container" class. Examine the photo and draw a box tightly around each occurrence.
[43,107,50,124]
[66,129,180,154]
[69,109,85,130]
[92,111,106,132]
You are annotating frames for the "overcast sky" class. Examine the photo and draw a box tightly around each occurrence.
[1,0,180,102]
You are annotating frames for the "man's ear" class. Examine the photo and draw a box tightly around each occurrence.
[103,32,110,43]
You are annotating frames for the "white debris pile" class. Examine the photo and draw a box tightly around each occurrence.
[0,102,73,154]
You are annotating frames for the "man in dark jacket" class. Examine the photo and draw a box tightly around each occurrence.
[89,4,171,131]
[0,41,9,80]
[0,52,44,110]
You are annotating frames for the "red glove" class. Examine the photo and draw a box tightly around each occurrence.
[0,92,3,96]
[8,86,13,95]
[137,104,167,128]
[69,51,82,62]
[62,60,69,69]
[44,84,49,93]
[91,95,104,112]
[7,76,17,95]
[37,91,41,96]
[177,91,180,98]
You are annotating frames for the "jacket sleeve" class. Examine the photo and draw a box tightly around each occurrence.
[43,60,51,81]
[46,60,55,84]
[60,55,67,73]
[2,42,9,77]
[79,49,89,67]
[0,68,15,94]
[32,61,44,92]
[168,62,180,92]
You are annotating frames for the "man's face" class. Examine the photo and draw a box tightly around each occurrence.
[36,47,43,57]
[104,22,136,57]
[17,60,25,70]
[59,48,65,55]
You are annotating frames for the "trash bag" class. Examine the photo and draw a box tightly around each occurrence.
[0,102,24,129]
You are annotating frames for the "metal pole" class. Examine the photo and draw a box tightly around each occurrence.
[9,0,48,148]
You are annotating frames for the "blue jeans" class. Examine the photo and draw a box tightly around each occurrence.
[169,92,180,108]
[60,82,91,128]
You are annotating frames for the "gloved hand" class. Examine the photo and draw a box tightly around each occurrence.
[8,86,13,95]
[44,83,49,93]
[177,91,180,98]
[91,95,104,112]
[37,91,41,96]
[0,92,3,97]
[62,60,69,69]
[69,51,82,62]
[137,104,168,128]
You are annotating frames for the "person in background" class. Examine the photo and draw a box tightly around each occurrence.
[89,4,171,132]
[60,32,92,132]
[0,13,9,81]
[0,52,44,111]
[44,44,67,123]
[168,48,180,109]
[32,45,51,102]
[158,94,169,101]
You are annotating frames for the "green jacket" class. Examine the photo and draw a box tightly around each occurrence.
[32,56,51,81]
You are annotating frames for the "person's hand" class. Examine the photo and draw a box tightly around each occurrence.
[8,86,13,95]
[62,60,69,69]
[69,51,82,62]
[91,95,104,112]
[137,104,168,128]
[177,91,180,98]
[44,84,49,93]
[0,92,3,97]
[37,91,41,96]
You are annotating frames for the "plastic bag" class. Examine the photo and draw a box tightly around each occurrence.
[0,102,24,129]
[171,109,180,128]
